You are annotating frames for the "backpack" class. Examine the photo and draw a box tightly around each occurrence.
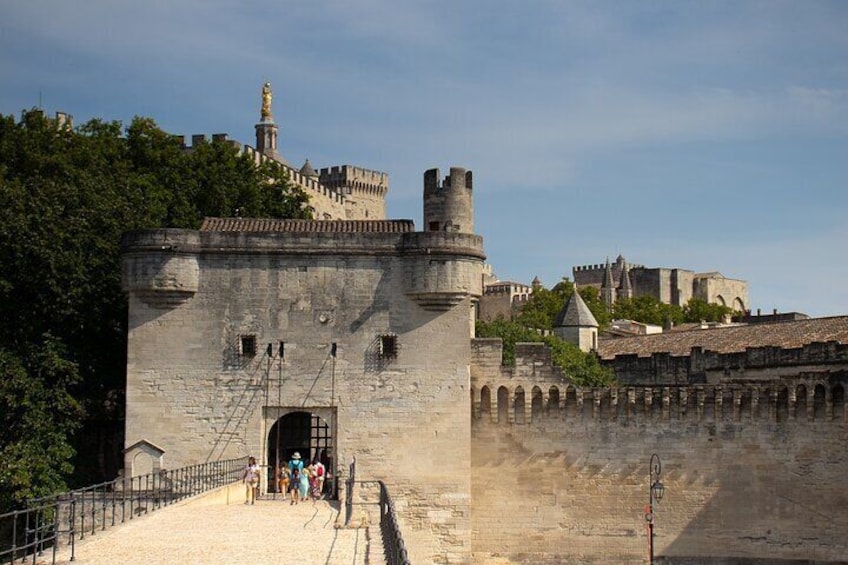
[316,464,324,477]
[290,462,300,480]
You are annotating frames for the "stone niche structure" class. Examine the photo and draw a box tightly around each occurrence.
[121,167,484,564]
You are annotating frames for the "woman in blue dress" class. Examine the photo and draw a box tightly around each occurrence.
[298,463,310,501]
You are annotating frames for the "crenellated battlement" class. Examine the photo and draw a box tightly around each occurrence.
[470,338,848,426]
[318,165,389,197]
[472,377,846,426]
[607,340,848,385]
[423,167,474,234]
[573,262,645,272]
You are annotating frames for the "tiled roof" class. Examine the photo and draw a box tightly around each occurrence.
[200,218,415,233]
[597,316,848,359]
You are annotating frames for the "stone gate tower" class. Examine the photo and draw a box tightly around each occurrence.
[121,166,485,563]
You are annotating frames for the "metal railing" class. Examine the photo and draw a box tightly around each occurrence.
[0,457,247,564]
[373,481,410,565]
[345,460,410,565]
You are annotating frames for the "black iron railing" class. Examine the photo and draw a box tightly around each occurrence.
[374,481,410,565]
[0,457,247,565]
[346,471,410,565]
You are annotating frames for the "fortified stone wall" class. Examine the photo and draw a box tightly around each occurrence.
[469,339,848,564]
[606,341,848,385]
[694,274,748,312]
[122,213,485,563]
[318,165,388,220]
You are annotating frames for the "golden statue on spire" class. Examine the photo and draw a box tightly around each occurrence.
[261,82,273,121]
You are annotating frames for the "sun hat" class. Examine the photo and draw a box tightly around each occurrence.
[292,452,301,460]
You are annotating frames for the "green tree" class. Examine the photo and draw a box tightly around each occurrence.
[0,109,311,505]
[683,297,734,323]
[612,295,684,327]
[475,319,614,387]
[515,278,611,330]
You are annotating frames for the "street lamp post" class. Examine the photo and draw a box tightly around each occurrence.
[645,453,665,564]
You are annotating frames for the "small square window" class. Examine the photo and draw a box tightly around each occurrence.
[379,335,397,359]
[240,335,257,357]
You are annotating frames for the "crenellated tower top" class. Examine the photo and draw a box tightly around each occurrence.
[423,167,474,234]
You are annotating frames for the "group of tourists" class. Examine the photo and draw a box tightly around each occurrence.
[241,452,327,505]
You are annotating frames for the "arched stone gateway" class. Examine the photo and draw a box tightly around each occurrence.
[267,411,335,499]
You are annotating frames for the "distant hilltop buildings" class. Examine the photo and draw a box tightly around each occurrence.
[573,253,748,312]
[478,254,749,325]
[178,82,389,222]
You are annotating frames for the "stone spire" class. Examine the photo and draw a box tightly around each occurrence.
[601,257,615,310]
[618,260,633,301]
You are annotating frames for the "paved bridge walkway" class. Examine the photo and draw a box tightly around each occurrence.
[52,488,379,565]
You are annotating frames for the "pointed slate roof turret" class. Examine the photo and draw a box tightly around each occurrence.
[554,288,599,329]
[531,276,542,291]
[602,257,615,289]
[601,257,615,310]
[300,159,318,178]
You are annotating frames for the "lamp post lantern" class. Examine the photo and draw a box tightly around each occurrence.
[645,453,664,564]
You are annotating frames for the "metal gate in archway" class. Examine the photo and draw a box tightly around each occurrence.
[267,411,336,499]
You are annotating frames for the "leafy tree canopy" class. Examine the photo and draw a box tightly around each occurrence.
[475,319,614,387]
[515,278,611,330]
[0,109,311,506]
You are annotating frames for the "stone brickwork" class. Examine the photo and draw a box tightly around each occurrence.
[470,339,848,564]
[122,168,484,564]
[477,281,532,323]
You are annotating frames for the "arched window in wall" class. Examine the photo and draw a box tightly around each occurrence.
[547,386,560,417]
[814,384,826,420]
[776,386,789,423]
[531,387,543,422]
[833,384,845,421]
[795,384,808,421]
[565,386,578,419]
[497,386,509,424]
[480,386,491,421]
[514,386,526,424]
[758,387,771,421]
[650,388,663,420]
[702,389,716,421]
[739,388,753,421]
[721,388,734,421]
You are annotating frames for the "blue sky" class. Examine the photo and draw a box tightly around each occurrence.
[2,1,846,316]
